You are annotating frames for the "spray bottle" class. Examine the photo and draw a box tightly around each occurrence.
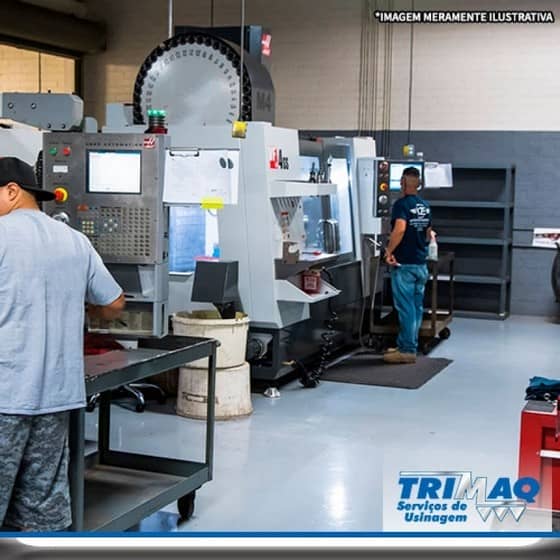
[428,230,438,261]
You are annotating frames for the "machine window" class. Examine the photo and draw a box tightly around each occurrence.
[299,155,353,255]
[87,151,142,194]
[169,206,219,274]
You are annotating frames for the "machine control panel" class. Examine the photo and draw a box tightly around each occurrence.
[42,132,169,338]
[43,133,167,266]
[376,160,391,217]
[357,157,425,237]
[374,159,425,218]
[357,158,395,221]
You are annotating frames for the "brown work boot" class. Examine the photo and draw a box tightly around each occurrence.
[383,350,417,364]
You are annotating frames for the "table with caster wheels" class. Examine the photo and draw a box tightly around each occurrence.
[69,335,217,531]
[419,251,455,354]
[372,252,455,354]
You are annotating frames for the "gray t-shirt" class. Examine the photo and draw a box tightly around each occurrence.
[0,209,122,415]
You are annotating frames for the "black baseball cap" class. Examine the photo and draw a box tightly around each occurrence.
[0,157,55,202]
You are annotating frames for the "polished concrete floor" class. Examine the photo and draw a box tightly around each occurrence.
[84,315,560,532]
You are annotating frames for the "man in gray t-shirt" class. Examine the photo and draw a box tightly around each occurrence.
[0,157,124,531]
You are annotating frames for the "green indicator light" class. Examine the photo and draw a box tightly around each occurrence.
[49,147,57,156]
[147,109,167,117]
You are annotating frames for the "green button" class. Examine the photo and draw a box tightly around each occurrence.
[49,147,58,156]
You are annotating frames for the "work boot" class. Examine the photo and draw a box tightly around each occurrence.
[383,350,417,364]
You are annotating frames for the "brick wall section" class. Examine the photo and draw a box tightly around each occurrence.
[0,46,39,92]
[0,45,74,93]
[40,53,75,93]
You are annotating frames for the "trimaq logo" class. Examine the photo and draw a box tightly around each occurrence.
[397,471,540,526]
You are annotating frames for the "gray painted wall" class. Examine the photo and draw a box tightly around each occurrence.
[304,130,560,318]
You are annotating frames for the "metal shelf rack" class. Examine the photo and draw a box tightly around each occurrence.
[424,163,515,318]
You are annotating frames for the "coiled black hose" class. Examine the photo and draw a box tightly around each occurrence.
[298,268,339,389]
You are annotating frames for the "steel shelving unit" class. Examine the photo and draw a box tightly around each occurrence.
[423,164,515,319]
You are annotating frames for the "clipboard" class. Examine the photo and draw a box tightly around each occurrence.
[163,148,239,205]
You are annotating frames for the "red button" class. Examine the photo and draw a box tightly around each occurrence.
[63,147,71,156]
[54,187,68,203]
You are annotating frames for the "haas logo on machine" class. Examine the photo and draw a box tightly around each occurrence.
[261,33,272,57]
[143,136,156,149]
[269,148,289,170]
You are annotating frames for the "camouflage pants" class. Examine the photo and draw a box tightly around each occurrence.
[0,412,71,532]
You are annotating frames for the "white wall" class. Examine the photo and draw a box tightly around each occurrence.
[389,0,560,131]
[82,0,560,131]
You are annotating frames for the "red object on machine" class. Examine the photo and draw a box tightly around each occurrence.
[301,269,322,295]
[84,332,124,355]
[518,398,560,512]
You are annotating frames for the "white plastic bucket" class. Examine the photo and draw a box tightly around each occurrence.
[172,311,250,369]
[177,361,253,420]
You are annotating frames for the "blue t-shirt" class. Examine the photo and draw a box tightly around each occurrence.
[391,195,432,265]
[0,209,122,415]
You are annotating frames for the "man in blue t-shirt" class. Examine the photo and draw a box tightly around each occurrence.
[0,158,125,531]
[384,167,433,364]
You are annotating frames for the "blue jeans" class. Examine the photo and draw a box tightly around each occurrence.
[391,264,429,354]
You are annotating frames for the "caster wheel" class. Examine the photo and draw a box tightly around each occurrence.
[86,401,96,413]
[135,402,146,413]
[439,328,451,340]
[421,343,431,355]
[178,491,196,521]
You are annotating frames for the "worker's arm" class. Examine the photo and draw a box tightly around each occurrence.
[87,293,126,321]
[385,218,407,266]
[85,240,125,320]
[426,226,433,241]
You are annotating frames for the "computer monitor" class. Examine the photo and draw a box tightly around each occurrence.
[87,150,142,194]
[388,161,424,191]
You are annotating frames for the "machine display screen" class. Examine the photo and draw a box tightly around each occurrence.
[388,161,424,191]
[87,150,142,194]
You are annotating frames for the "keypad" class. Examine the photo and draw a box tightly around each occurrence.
[80,206,153,259]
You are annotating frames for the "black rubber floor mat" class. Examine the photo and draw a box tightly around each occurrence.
[321,352,453,389]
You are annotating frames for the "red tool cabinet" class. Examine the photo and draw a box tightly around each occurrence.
[518,400,560,512]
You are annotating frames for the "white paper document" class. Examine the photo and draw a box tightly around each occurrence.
[424,162,453,189]
[532,228,560,249]
[163,149,240,204]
